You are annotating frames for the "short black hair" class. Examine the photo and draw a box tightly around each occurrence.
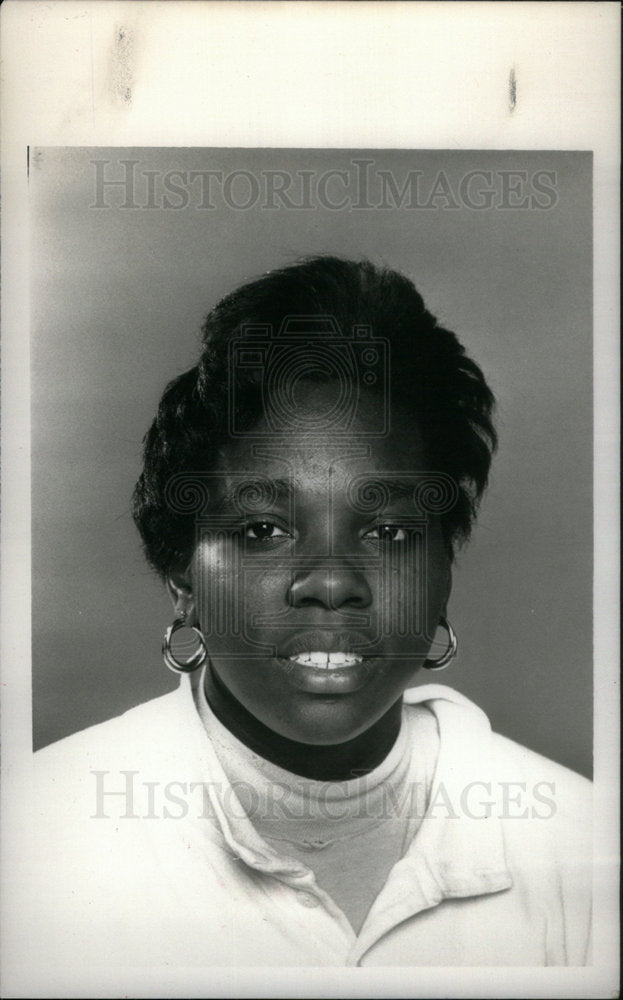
[132,256,496,577]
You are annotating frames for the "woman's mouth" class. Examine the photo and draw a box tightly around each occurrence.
[287,651,364,669]
[276,648,376,695]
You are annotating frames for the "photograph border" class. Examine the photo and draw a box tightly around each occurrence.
[1,3,619,998]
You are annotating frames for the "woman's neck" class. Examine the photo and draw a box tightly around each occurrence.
[204,666,403,781]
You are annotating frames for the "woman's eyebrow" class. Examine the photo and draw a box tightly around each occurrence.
[356,478,416,505]
[210,477,416,513]
[211,477,296,512]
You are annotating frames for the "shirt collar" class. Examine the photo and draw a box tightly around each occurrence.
[172,673,512,901]
[403,683,512,897]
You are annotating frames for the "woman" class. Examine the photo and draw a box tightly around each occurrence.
[31,256,591,968]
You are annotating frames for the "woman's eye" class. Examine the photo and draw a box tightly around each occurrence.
[245,521,289,541]
[365,525,407,542]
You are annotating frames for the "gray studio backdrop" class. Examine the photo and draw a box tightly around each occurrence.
[31,148,592,777]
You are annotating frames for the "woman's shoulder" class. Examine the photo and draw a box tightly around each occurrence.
[404,684,592,878]
[488,729,591,794]
[34,687,186,774]
[404,682,591,799]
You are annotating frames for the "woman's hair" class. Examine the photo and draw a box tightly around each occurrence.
[132,256,496,577]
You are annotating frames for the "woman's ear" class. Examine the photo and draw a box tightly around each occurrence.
[166,568,195,621]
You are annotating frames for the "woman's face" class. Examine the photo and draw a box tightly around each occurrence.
[177,385,452,746]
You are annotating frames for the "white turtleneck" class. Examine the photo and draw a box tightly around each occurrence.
[194,674,440,933]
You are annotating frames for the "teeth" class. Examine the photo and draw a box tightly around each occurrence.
[289,651,363,668]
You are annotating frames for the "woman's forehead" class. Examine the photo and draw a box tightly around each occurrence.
[221,383,421,466]
[215,428,426,478]
[206,441,430,524]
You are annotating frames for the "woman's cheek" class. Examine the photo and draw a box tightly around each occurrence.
[194,538,231,574]
[192,541,247,625]
[232,564,287,634]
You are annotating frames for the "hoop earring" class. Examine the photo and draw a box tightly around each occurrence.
[422,616,457,671]
[162,612,208,675]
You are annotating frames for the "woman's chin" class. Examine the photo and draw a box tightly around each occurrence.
[256,696,394,749]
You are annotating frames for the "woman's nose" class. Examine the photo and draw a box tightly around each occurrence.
[287,562,373,610]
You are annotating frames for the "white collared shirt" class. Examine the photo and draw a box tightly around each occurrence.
[21,678,592,969]
[193,671,441,934]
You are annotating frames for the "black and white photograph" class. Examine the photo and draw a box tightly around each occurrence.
[1,4,619,999]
